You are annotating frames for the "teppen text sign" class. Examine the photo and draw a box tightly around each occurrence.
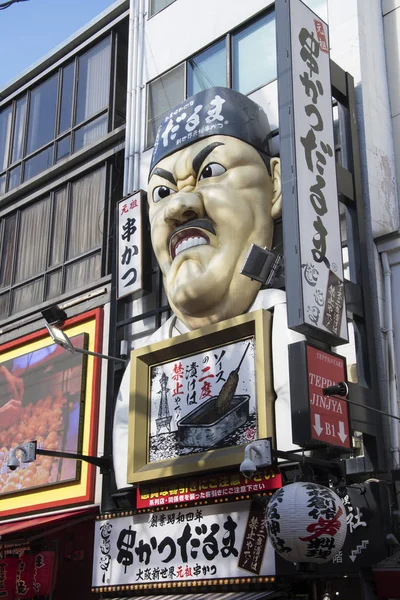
[289,342,350,450]
[307,345,350,448]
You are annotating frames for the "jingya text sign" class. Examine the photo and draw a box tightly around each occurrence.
[289,341,350,449]
[277,0,348,345]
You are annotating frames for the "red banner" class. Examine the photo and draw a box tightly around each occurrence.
[16,554,34,599]
[33,551,56,597]
[0,557,19,599]
[0,552,56,600]
[137,468,282,508]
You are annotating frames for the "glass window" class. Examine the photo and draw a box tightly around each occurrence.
[0,215,16,289]
[12,96,27,163]
[24,145,54,182]
[0,293,9,320]
[46,269,63,299]
[114,25,128,129]
[232,13,276,95]
[0,106,12,171]
[149,0,175,17]
[74,114,108,152]
[12,278,44,314]
[0,174,6,196]
[65,253,101,290]
[0,161,109,317]
[147,64,184,147]
[14,197,51,283]
[8,164,21,191]
[67,166,106,260]
[26,74,58,155]
[59,63,75,134]
[187,40,226,97]
[49,187,68,267]
[76,37,111,125]
[56,135,71,162]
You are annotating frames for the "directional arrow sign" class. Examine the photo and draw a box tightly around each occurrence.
[313,414,323,437]
[307,345,350,449]
[337,421,348,444]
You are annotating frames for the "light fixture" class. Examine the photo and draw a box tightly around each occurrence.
[322,381,348,396]
[41,305,68,327]
[239,439,272,478]
[7,441,112,474]
[42,305,127,366]
[240,244,284,287]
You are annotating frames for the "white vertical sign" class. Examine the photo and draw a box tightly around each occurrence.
[277,0,348,344]
[117,191,143,299]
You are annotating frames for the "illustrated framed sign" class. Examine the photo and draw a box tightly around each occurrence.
[127,310,273,484]
[0,308,103,518]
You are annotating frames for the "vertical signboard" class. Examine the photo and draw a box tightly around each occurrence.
[117,190,150,299]
[276,0,348,345]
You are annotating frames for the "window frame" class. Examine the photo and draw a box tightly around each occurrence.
[148,0,177,19]
[144,7,276,150]
[0,31,118,197]
[0,162,110,321]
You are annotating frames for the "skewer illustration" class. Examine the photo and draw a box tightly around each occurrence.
[215,342,251,415]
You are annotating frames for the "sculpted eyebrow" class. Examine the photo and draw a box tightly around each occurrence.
[192,142,224,176]
[151,167,177,186]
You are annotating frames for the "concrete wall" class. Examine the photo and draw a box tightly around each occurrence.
[383,0,400,208]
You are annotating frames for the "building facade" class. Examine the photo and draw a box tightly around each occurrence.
[0,1,399,599]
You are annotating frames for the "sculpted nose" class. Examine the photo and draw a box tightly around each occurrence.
[164,192,205,228]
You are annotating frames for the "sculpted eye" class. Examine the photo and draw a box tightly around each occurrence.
[198,163,226,181]
[152,186,175,203]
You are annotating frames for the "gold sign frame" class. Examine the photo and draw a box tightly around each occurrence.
[127,309,274,484]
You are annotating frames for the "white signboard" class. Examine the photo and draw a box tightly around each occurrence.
[92,501,275,589]
[277,0,348,344]
[149,337,256,462]
[117,191,143,299]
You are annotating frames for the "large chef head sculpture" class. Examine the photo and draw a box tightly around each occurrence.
[147,87,282,330]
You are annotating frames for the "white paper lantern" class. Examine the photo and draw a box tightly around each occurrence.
[265,482,347,563]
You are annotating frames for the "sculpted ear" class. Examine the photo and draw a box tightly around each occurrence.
[270,157,282,220]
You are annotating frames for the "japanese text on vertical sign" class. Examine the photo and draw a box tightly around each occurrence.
[117,192,142,298]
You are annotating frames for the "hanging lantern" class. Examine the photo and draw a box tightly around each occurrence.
[265,482,347,563]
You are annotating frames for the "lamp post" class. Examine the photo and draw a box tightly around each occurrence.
[44,322,127,366]
[7,441,112,474]
[41,305,128,366]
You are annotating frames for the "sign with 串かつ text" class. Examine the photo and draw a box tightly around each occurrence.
[92,501,275,590]
[277,0,348,345]
[117,191,151,299]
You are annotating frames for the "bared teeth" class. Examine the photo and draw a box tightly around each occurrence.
[174,236,207,258]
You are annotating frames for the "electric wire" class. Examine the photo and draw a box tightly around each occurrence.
[0,0,29,10]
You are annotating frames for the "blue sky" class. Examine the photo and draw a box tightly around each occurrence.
[0,0,118,89]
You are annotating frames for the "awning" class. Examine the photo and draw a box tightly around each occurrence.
[0,506,98,543]
[107,592,283,600]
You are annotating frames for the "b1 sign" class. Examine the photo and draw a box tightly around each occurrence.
[289,341,350,449]
[277,0,348,345]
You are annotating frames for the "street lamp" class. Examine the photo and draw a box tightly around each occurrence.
[41,306,128,366]
[7,441,112,474]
